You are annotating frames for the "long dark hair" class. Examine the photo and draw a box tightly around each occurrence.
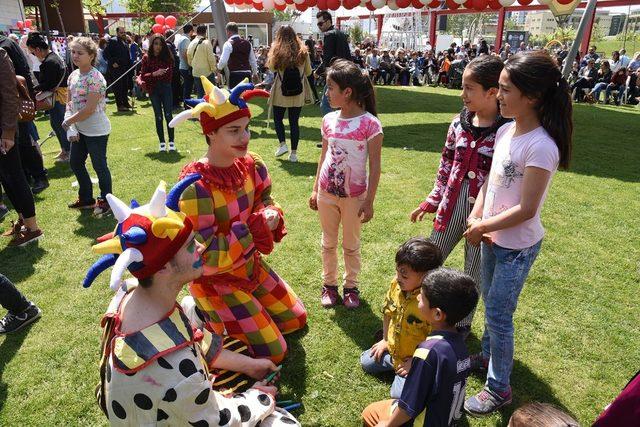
[504,51,572,169]
[465,55,503,90]
[327,59,377,116]
[147,34,173,65]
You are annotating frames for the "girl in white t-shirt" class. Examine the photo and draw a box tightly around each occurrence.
[462,51,573,416]
[309,59,383,309]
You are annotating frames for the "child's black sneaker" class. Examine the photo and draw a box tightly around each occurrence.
[0,303,42,334]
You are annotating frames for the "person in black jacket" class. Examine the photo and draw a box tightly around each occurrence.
[316,11,352,115]
[0,34,48,193]
[27,32,70,164]
[571,58,597,101]
[104,27,132,111]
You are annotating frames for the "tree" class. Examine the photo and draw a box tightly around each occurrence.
[553,26,576,44]
[349,22,364,46]
[83,0,107,18]
[591,22,605,43]
[147,0,199,13]
[273,10,301,23]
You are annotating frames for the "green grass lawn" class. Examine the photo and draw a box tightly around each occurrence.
[0,85,638,426]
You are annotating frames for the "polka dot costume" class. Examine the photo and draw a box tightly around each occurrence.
[101,286,299,426]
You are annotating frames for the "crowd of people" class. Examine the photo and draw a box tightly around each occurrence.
[0,10,637,427]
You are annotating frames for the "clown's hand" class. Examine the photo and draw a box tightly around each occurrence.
[264,209,280,231]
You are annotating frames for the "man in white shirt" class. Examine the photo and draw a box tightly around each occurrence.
[216,22,258,89]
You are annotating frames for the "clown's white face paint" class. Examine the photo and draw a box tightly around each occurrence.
[206,116,251,167]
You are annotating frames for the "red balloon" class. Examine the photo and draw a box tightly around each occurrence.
[327,0,340,9]
[473,0,487,10]
[517,0,532,4]
[24,19,32,28]
[16,21,23,29]
[274,1,287,9]
[428,0,440,7]
[253,1,264,9]
[556,0,572,3]
[411,0,423,7]
[445,0,459,9]
[345,0,359,9]
[285,0,294,4]
[488,0,500,8]
[296,2,309,10]
[155,15,165,25]
[165,15,177,28]
[152,23,163,34]
[317,0,327,8]
[365,1,377,9]
[396,0,411,7]
[307,0,317,5]
[463,0,473,7]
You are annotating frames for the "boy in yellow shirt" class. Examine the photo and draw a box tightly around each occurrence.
[360,237,443,398]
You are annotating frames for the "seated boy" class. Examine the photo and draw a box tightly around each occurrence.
[362,268,479,427]
[360,237,443,398]
[83,178,299,426]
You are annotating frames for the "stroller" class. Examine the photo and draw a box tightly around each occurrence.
[447,60,465,89]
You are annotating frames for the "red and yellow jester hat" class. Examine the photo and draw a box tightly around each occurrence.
[82,174,201,291]
[169,76,269,135]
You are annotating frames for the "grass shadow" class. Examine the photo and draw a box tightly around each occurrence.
[44,163,74,180]
[144,152,186,163]
[72,210,116,240]
[0,245,46,285]
[330,299,380,351]
[0,323,37,411]
[276,159,318,177]
[278,325,309,409]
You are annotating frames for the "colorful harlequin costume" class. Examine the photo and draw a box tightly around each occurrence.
[83,178,300,426]
[169,77,307,364]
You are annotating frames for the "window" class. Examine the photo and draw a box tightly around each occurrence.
[206,23,269,46]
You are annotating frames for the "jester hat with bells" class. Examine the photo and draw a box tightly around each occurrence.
[82,174,202,291]
[169,77,269,134]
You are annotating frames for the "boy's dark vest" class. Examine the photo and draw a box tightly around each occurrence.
[228,37,251,72]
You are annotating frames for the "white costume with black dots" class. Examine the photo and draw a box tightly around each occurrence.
[101,287,299,426]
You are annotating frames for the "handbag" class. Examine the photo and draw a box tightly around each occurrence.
[35,62,66,111]
[16,75,35,122]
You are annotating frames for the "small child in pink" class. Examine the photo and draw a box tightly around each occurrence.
[309,60,383,309]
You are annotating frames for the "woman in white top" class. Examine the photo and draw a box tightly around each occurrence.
[62,37,113,216]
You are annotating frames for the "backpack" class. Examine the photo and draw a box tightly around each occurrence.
[279,66,303,96]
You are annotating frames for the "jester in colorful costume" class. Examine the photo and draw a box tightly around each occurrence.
[82,178,300,426]
[169,78,307,364]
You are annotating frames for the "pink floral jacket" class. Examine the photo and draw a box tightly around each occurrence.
[419,109,509,232]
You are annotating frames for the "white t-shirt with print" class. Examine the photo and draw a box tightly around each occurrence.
[482,122,559,250]
[319,111,383,198]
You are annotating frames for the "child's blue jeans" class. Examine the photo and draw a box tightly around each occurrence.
[360,349,406,398]
[480,240,542,394]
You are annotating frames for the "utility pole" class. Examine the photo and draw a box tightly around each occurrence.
[210,0,229,45]
[561,0,597,78]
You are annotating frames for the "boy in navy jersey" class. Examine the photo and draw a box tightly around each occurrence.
[362,268,478,427]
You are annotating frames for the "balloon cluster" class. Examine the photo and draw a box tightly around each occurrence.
[226,0,551,11]
[152,14,178,34]
[16,19,33,32]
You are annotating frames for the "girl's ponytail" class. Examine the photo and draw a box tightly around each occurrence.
[359,71,377,117]
[327,59,378,117]
[504,51,573,169]
[540,76,572,169]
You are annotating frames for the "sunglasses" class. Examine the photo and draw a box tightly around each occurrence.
[317,21,326,27]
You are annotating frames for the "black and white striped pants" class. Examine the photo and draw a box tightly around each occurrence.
[428,180,481,329]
